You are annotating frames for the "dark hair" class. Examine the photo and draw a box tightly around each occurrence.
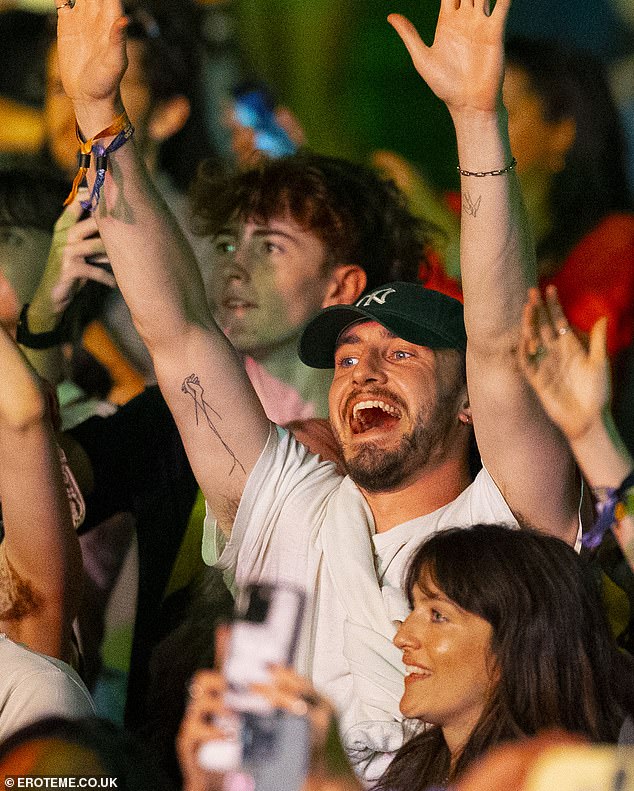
[0,169,68,233]
[0,717,171,791]
[375,524,623,791]
[123,0,218,191]
[505,37,632,263]
[189,152,433,290]
[42,0,216,191]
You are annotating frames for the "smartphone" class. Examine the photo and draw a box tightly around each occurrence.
[198,583,308,791]
[223,582,306,715]
[233,82,297,159]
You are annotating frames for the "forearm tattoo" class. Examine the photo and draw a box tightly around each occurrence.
[182,374,245,476]
[463,192,482,218]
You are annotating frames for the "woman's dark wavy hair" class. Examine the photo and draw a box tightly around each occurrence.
[505,37,632,263]
[189,152,433,290]
[374,524,624,791]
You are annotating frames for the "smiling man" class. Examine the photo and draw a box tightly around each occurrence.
[55,0,580,780]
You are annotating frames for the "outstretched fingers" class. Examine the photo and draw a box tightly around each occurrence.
[387,14,430,71]
[588,316,608,368]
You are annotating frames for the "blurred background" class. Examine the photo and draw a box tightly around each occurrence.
[0,0,632,193]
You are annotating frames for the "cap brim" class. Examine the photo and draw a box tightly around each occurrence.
[299,303,464,369]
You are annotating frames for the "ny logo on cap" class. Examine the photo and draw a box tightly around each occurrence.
[356,287,397,308]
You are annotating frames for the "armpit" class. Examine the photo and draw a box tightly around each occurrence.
[0,546,42,622]
[214,495,240,533]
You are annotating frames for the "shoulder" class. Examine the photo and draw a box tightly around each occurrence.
[242,426,343,507]
[436,466,517,527]
[0,638,95,731]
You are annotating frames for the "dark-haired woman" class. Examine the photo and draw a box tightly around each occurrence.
[373,524,624,791]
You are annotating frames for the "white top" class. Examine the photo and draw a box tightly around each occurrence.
[0,635,96,742]
[203,426,517,781]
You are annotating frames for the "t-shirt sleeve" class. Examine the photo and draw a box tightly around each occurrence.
[202,425,340,589]
[0,667,95,740]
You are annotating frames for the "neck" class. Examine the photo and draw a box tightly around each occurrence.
[442,722,474,773]
[244,338,333,419]
[249,334,306,375]
[362,453,472,534]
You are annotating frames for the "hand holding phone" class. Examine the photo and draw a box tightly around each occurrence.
[232,82,298,159]
[196,583,308,791]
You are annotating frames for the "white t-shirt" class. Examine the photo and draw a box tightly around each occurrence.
[0,635,96,742]
[203,426,517,780]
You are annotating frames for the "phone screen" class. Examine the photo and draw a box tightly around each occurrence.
[224,583,305,715]
[233,86,297,159]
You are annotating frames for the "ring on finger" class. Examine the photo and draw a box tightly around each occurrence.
[557,326,571,336]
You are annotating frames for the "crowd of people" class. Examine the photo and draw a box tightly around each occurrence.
[0,0,632,788]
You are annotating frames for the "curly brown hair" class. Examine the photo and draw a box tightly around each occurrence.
[189,152,434,291]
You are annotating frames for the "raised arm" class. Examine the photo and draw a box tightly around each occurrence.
[55,0,270,533]
[389,0,579,543]
[0,324,82,663]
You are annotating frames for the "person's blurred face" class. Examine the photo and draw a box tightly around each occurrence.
[0,226,52,331]
[45,40,154,178]
[205,215,334,358]
[394,575,495,748]
[503,64,574,178]
[0,738,106,776]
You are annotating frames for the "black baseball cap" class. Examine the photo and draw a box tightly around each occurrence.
[299,282,467,369]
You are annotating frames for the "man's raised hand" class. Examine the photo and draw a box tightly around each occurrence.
[388,0,511,116]
[56,0,128,131]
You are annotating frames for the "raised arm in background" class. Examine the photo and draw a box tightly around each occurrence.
[519,285,634,565]
[389,0,580,544]
[0,323,82,663]
[54,0,270,535]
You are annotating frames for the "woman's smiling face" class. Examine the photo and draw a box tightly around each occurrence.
[394,572,496,749]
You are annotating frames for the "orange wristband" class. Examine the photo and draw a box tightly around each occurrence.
[64,112,130,206]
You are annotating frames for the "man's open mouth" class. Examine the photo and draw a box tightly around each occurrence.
[350,400,402,434]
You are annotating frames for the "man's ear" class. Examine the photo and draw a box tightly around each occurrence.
[321,265,367,308]
[148,95,191,142]
[458,399,472,425]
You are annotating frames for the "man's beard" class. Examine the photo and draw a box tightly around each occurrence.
[339,400,456,493]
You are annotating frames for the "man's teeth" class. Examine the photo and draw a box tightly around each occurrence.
[352,400,401,421]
